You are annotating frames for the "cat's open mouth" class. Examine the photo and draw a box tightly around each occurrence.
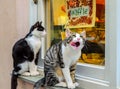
[70,41,80,47]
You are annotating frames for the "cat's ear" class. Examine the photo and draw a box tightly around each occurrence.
[40,21,42,25]
[65,28,72,38]
[34,21,40,27]
[80,30,86,39]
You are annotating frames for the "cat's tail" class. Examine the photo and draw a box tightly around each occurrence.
[11,70,19,89]
[33,78,45,89]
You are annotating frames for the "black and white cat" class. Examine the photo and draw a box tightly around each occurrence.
[11,21,46,89]
[34,29,86,89]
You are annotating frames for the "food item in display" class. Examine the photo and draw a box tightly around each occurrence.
[80,53,104,65]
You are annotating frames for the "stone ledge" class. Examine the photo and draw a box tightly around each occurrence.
[19,75,83,89]
[19,68,84,89]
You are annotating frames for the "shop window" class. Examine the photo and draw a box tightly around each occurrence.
[50,0,105,66]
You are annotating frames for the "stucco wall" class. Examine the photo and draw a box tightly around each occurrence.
[0,0,32,89]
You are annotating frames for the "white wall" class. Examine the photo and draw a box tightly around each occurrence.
[116,0,120,88]
[0,0,17,89]
[0,0,30,89]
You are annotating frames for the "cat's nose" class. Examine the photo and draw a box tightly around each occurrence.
[77,38,80,40]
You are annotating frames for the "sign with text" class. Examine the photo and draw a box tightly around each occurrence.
[66,0,96,28]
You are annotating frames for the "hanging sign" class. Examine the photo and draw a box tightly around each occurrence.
[66,0,96,28]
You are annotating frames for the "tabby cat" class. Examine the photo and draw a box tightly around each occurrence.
[34,29,86,89]
[11,21,46,89]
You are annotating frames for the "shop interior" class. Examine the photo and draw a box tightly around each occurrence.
[50,0,105,66]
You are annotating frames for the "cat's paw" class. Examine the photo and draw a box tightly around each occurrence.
[74,82,79,87]
[22,72,31,76]
[55,82,67,87]
[67,83,76,89]
[30,71,40,76]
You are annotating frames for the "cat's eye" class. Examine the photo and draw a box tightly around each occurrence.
[72,33,76,37]
[80,35,83,38]
[37,27,44,31]
[72,35,76,37]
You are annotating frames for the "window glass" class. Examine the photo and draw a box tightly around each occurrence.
[51,0,105,66]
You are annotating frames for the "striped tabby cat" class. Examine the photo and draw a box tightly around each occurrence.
[34,29,86,89]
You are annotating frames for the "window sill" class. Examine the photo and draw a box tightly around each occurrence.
[19,68,83,89]
[19,68,44,84]
[19,75,43,84]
